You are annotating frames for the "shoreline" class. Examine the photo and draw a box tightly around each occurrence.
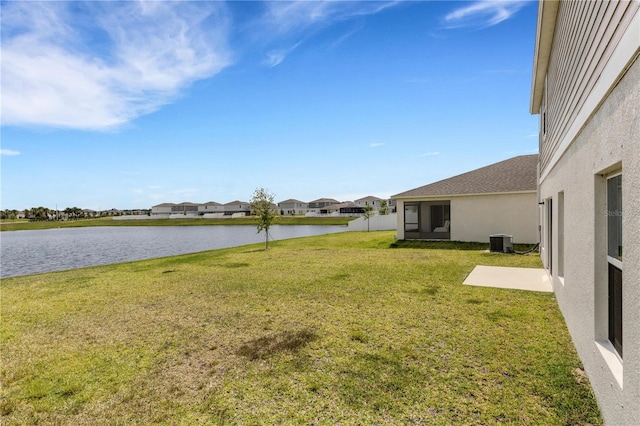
[0,216,352,232]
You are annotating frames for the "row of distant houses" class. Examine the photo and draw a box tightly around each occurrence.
[150,196,395,218]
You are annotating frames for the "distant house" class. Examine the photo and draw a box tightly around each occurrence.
[530,1,639,424]
[172,202,199,216]
[354,196,384,210]
[392,155,538,243]
[151,203,174,215]
[278,199,308,215]
[223,201,250,216]
[307,198,340,214]
[198,201,224,215]
[197,201,224,218]
[320,201,362,216]
[151,202,199,217]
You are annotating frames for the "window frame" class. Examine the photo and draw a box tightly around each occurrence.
[606,172,623,358]
[404,202,419,233]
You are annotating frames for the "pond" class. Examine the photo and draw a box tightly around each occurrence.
[0,225,347,278]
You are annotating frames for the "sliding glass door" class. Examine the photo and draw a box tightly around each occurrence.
[403,201,450,240]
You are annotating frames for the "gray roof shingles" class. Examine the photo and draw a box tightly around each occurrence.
[392,154,538,198]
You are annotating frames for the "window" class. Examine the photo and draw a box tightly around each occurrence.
[402,201,450,239]
[607,174,623,357]
[546,197,553,275]
[558,192,564,279]
[430,204,450,230]
[404,203,419,232]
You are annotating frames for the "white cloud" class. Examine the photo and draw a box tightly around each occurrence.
[443,0,530,29]
[0,1,232,130]
[264,42,302,68]
[255,1,399,66]
[370,142,386,148]
[420,151,440,157]
[0,149,21,156]
[263,1,398,36]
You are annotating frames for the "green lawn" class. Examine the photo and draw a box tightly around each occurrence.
[0,231,602,425]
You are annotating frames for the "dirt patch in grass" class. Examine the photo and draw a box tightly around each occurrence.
[237,329,318,360]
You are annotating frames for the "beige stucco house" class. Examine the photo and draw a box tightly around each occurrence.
[307,198,340,214]
[392,155,538,244]
[223,201,251,216]
[530,1,639,424]
[199,201,224,215]
[277,199,308,215]
[151,202,199,217]
[354,196,384,210]
[151,203,174,216]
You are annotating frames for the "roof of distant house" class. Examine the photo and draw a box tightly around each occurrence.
[278,198,306,204]
[355,195,382,201]
[392,154,538,198]
[309,198,340,204]
[322,201,356,211]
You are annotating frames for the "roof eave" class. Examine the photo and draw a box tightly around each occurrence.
[530,0,560,114]
[391,190,537,200]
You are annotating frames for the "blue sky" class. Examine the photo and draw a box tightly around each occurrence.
[1,0,539,210]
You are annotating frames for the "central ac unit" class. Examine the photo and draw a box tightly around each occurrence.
[490,234,513,253]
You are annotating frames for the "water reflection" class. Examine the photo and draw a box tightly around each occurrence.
[1,225,346,278]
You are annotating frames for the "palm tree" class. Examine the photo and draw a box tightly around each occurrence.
[31,207,51,221]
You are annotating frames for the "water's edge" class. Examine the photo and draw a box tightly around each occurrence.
[1,225,346,278]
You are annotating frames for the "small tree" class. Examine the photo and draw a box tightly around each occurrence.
[250,187,278,249]
[379,199,389,215]
[362,203,374,232]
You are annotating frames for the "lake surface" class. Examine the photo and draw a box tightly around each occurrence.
[0,225,346,278]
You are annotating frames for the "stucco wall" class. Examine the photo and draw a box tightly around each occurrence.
[450,193,538,243]
[539,55,639,425]
[394,192,537,243]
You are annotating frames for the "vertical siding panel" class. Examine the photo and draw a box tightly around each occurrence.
[551,1,603,156]
[544,0,575,170]
[541,1,580,171]
[539,0,638,174]
[569,2,632,139]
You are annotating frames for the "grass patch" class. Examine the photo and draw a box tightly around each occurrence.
[1,231,602,424]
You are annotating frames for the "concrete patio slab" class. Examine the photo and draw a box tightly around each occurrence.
[463,265,552,292]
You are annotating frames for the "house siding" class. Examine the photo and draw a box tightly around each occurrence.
[540,0,639,173]
[533,1,640,423]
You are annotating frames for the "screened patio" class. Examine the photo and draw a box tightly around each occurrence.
[403,200,450,240]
